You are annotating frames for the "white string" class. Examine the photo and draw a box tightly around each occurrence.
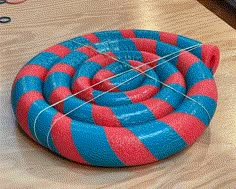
[32,43,204,146]
[33,43,201,143]
[70,42,210,118]
[44,44,211,149]
[71,41,201,81]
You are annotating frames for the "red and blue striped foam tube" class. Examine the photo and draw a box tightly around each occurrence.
[11,29,220,167]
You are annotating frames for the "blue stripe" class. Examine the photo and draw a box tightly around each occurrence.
[105,61,127,73]
[111,103,156,127]
[73,61,102,79]
[134,29,160,41]
[44,72,71,102]
[92,42,111,53]
[93,90,132,106]
[177,35,202,59]
[107,39,138,51]
[60,41,81,51]
[156,62,179,82]
[27,99,59,153]
[94,30,124,41]
[63,97,94,124]
[27,52,60,69]
[60,51,88,68]
[154,84,186,108]
[62,36,92,51]
[142,69,161,87]
[110,70,144,91]
[113,50,143,62]
[47,134,60,154]
[70,36,91,44]
[128,120,187,159]
[156,42,180,66]
[176,95,217,125]
[106,50,145,91]
[71,121,125,167]
[11,76,42,114]
[185,62,213,89]
[120,50,144,60]
[92,39,138,52]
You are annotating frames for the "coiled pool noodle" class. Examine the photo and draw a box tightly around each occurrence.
[11,29,220,167]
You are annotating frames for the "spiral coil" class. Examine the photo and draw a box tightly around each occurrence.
[11,29,219,167]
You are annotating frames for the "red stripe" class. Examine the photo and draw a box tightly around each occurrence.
[92,70,119,92]
[201,44,220,74]
[125,85,159,103]
[49,86,71,113]
[98,80,119,92]
[77,46,98,57]
[160,32,178,46]
[141,51,159,68]
[83,33,100,43]
[87,52,116,67]
[187,79,218,101]
[44,44,71,58]
[51,113,88,164]
[141,98,174,119]
[92,105,122,127]
[104,127,157,166]
[128,60,149,73]
[164,72,186,88]
[16,91,43,140]
[72,76,94,102]
[48,63,75,77]
[176,51,200,76]
[93,69,115,81]
[160,113,206,145]
[13,65,48,87]
[119,30,136,38]
[132,38,157,54]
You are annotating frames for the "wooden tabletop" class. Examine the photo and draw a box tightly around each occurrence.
[0,0,236,188]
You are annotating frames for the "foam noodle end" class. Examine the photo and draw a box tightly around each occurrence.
[201,44,220,74]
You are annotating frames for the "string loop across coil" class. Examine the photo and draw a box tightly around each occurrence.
[11,29,220,167]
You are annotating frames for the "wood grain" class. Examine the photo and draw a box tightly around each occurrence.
[0,0,236,188]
